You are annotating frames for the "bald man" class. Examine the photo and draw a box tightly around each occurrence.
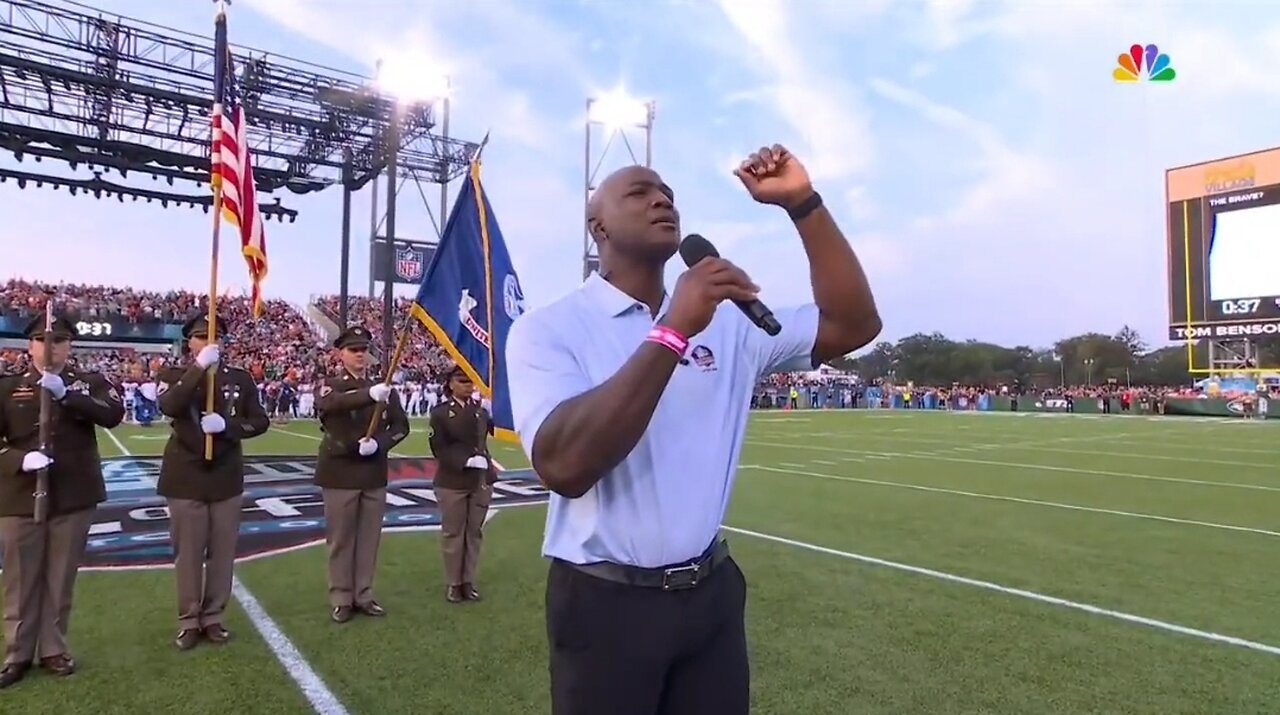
[507,146,882,714]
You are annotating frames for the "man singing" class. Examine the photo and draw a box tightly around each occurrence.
[506,145,881,714]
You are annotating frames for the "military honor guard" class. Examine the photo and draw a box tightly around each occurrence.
[155,314,269,650]
[427,365,496,604]
[314,326,409,623]
[0,315,125,687]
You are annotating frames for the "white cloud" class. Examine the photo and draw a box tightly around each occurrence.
[843,186,877,222]
[714,0,878,183]
[867,77,1054,227]
[237,0,596,308]
[924,0,980,51]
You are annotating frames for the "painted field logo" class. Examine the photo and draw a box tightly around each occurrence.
[79,455,548,571]
[1112,43,1176,82]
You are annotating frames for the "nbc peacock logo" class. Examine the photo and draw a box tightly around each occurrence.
[1113,43,1176,82]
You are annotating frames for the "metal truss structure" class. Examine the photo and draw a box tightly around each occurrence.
[0,0,481,220]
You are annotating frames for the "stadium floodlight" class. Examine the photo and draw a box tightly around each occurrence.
[376,51,452,104]
[368,52,454,359]
[582,86,656,280]
[588,87,652,134]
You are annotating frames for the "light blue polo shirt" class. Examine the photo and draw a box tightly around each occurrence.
[506,273,819,568]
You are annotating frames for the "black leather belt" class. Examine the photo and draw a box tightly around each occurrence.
[561,540,730,591]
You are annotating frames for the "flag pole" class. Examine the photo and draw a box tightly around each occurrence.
[205,0,228,461]
[470,157,497,397]
[204,183,223,461]
[33,297,53,524]
[363,316,413,438]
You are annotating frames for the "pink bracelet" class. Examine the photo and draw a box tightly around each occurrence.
[646,325,689,356]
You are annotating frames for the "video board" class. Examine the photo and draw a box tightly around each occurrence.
[1166,147,1280,341]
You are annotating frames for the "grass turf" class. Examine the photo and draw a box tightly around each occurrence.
[2,410,1277,714]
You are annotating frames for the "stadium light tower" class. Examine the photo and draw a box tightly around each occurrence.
[583,87,655,280]
[368,53,452,362]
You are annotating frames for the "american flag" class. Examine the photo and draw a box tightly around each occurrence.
[212,3,267,317]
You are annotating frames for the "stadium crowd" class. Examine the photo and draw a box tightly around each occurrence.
[1,278,200,323]
[315,295,454,381]
[3,279,1263,421]
[1,281,455,417]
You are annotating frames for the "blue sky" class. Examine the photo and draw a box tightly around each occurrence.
[3,0,1277,351]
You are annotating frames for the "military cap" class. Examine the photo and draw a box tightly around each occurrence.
[182,313,228,340]
[333,325,373,349]
[24,314,76,340]
[444,363,471,381]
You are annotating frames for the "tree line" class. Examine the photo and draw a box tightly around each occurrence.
[835,326,1280,388]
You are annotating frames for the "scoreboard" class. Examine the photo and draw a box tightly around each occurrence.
[1166,147,1280,341]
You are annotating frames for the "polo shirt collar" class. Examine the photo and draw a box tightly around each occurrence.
[584,272,670,318]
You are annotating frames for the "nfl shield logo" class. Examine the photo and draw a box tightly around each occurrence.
[396,247,424,282]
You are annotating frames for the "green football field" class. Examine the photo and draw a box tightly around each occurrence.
[4,410,1278,714]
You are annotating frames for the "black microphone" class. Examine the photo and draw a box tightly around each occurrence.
[679,234,782,336]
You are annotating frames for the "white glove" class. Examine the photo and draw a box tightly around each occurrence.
[465,455,489,469]
[200,413,227,434]
[357,438,378,457]
[21,451,53,472]
[195,344,221,369]
[37,372,66,400]
[368,384,391,403]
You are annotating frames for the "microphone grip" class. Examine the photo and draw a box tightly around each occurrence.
[736,299,782,336]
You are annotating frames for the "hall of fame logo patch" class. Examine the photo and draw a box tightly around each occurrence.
[51,456,547,571]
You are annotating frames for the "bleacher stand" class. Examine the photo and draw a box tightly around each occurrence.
[314,295,453,381]
[1,280,453,422]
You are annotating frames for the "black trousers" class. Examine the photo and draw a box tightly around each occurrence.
[545,554,750,715]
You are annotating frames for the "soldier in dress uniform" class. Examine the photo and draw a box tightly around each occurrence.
[0,315,124,687]
[156,313,269,650]
[314,326,410,623]
[427,365,497,604]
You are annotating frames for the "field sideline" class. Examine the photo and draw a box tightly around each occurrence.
[3,410,1278,714]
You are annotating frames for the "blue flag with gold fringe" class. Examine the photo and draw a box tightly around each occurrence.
[410,160,525,442]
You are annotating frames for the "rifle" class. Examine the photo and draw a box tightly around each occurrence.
[33,300,52,524]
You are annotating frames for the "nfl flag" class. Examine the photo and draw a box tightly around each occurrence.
[410,160,525,442]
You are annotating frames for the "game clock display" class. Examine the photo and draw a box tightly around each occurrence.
[1166,148,1280,341]
[0,315,184,343]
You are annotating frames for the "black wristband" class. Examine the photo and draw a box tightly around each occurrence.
[786,191,823,221]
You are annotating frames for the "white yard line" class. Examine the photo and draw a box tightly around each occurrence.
[821,432,1278,469]
[722,525,1280,658]
[745,466,1280,539]
[103,427,130,456]
[746,440,1280,493]
[110,434,350,715]
[230,580,351,715]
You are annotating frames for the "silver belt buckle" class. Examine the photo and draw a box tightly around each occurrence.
[661,562,702,591]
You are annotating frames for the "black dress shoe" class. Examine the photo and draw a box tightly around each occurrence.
[0,662,30,689]
[175,629,201,651]
[203,624,231,644]
[461,583,482,601]
[40,654,75,676]
[446,585,464,603]
[356,601,386,617]
[331,605,354,623]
